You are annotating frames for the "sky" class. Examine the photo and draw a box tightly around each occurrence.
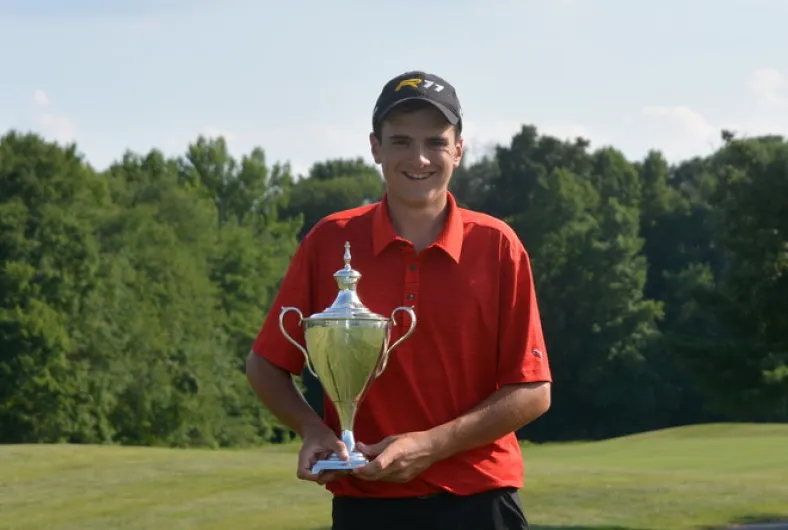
[2,0,787,177]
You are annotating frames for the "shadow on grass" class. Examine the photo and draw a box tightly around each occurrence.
[706,514,788,529]
[311,521,788,530]
[310,514,788,530]
[530,518,788,530]
[311,526,643,530]
[531,527,643,530]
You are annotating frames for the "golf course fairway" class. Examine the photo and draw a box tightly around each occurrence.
[1,423,786,530]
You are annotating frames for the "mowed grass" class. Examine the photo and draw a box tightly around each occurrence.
[1,423,786,530]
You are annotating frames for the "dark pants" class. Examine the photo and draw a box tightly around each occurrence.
[331,487,529,530]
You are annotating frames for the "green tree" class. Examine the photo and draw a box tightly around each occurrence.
[0,131,109,442]
[670,135,788,420]
[281,158,384,238]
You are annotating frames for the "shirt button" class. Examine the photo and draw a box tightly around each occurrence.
[409,264,417,271]
[407,293,415,301]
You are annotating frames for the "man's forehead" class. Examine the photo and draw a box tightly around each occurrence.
[384,128,454,141]
[382,116,455,137]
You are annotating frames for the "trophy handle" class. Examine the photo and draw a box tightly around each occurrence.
[279,307,318,378]
[375,306,417,377]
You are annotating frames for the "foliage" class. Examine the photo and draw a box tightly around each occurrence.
[1,123,786,448]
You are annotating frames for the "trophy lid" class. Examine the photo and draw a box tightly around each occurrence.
[308,241,386,321]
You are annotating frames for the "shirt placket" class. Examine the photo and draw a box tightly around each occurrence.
[401,246,420,311]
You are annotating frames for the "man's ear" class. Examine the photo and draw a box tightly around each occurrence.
[369,132,382,164]
[453,134,464,168]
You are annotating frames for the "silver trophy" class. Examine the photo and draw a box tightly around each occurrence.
[279,241,417,473]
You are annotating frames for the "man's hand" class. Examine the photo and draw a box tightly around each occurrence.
[245,355,350,486]
[352,431,437,484]
[349,382,551,485]
[298,423,351,485]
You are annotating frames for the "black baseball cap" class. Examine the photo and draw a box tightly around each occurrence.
[372,70,463,133]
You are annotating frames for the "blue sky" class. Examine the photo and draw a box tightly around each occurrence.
[2,0,787,177]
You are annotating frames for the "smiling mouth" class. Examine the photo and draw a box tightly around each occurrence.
[403,171,434,181]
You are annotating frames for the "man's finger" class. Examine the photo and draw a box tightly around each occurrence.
[352,456,388,481]
[316,469,350,485]
[355,441,373,458]
[297,448,332,482]
[356,438,389,458]
[296,457,319,482]
[333,439,350,461]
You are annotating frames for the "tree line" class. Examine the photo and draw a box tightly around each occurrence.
[0,125,785,448]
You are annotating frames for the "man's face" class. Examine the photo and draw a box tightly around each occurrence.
[370,105,463,209]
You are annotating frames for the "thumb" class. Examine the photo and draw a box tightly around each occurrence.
[356,437,390,458]
[332,437,350,461]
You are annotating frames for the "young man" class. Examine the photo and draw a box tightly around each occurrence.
[246,71,552,530]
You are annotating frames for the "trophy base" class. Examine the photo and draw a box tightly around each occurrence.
[312,451,368,474]
[312,430,368,474]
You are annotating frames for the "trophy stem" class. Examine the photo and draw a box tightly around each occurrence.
[341,429,357,454]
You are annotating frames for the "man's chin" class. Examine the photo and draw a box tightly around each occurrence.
[388,189,449,208]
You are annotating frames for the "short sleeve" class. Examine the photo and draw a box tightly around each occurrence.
[250,232,315,376]
[497,234,552,386]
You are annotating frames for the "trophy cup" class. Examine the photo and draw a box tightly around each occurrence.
[278,241,417,473]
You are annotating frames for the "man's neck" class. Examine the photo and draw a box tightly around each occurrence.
[387,194,449,253]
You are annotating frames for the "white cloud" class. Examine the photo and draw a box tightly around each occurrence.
[200,126,238,144]
[221,67,788,175]
[541,123,610,148]
[462,119,522,161]
[187,122,374,179]
[748,68,787,108]
[625,67,788,162]
[30,89,77,143]
[641,105,716,139]
[32,89,50,107]
[732,67,788,139]
[461,119,610,164]
[35,113,77,143]
[637,104,721,161]
[284,122,375,178]
[39,66,788,177]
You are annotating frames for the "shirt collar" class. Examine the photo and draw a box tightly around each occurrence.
[372,192,464,263]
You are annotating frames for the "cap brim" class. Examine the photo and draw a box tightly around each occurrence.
[376,97,460,126]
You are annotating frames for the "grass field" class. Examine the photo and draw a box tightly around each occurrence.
[1,423,786,530]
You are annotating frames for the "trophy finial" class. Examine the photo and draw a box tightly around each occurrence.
[334,241,361,292]
[344,241,352,269]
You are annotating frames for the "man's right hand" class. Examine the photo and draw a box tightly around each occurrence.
[297,423,351,485]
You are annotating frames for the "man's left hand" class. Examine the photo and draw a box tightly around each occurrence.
[352,431,439,483]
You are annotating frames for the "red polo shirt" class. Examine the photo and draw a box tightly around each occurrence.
[252,192,551,498]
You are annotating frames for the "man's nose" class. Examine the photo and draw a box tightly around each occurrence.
[407,144,430,166]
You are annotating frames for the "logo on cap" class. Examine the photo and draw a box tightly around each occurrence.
[394,77,445,93]
[395,78,422,92]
